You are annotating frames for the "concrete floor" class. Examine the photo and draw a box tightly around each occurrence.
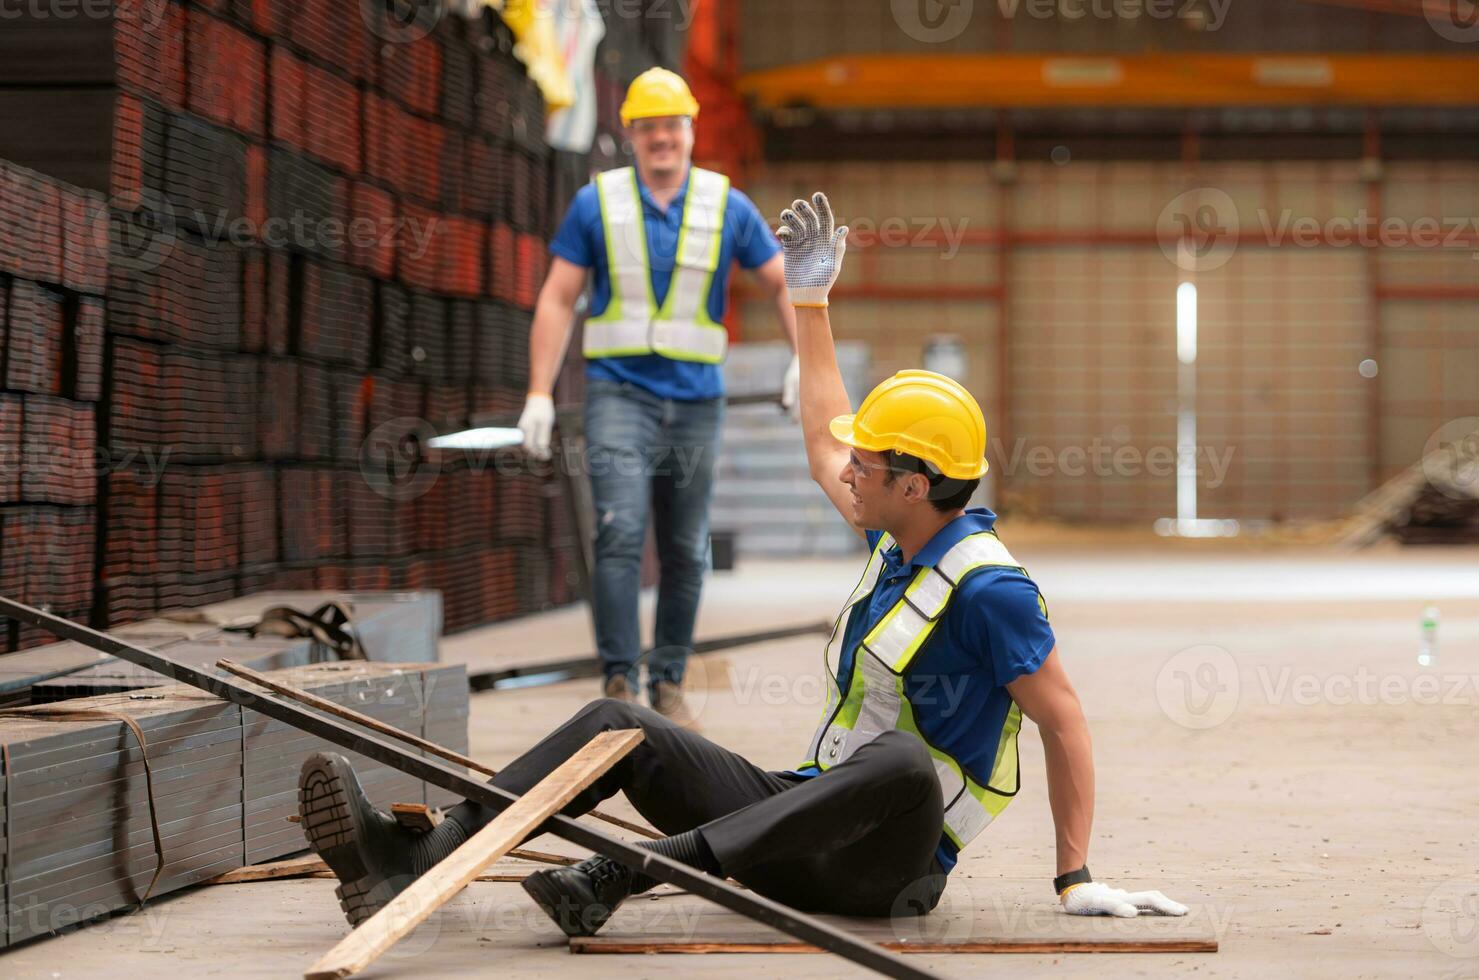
[6,536,1479,978]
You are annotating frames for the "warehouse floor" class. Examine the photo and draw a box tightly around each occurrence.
[5,535,1478,978]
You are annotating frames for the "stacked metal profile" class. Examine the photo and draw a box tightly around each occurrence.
[2,590,442,705]
[0,161,108,654]
[0,659,469,949]
[711,342,870,558]
[0,2,590,655]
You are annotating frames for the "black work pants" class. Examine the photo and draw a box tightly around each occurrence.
[446,698,948,917]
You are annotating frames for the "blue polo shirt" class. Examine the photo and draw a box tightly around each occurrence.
[550,167,781,402]
[790,508,1056,874]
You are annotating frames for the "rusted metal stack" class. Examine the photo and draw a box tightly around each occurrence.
[0,3,593,655]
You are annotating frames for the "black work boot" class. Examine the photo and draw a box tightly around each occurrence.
[521,829,721,937]
[298,752,468,926]
[521,855,635,937]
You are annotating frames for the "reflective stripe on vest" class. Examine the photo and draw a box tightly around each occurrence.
[799,531,1028,852]
[584,166,731,364]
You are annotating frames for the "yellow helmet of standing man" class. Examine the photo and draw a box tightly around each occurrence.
[830,370,989,480]
[620,67,701,127]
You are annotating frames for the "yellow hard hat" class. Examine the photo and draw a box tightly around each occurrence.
[830,370,989,480]
[620,67,700,127]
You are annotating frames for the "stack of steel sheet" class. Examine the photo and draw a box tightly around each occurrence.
[0,658,469,948]
[0,2,590,655]
[1,690,244,947]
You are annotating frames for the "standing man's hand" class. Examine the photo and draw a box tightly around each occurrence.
[518,393,556,460]
[1061,881,1188,918]
[777,192,848,308]
[781,354,801,419]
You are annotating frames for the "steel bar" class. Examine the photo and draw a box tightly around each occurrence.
[0,597,941,980]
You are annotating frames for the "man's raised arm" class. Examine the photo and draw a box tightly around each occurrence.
[776,193,860,529]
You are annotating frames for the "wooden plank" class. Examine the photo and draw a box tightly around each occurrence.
[218,659,660,841]
[573,893,1220,956]
[304,729,645,980]
[208,854,329,884]
[0,598,939,980]
[390,802,443,832]
[573,938,1217,954]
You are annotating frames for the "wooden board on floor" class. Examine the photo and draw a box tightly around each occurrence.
[570,891,1219,954]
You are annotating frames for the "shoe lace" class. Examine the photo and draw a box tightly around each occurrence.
[585,857,630,890]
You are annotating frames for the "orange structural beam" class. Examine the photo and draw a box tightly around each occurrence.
[738,54,1479,109]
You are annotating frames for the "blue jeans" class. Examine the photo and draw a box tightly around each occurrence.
[584,378,723,695]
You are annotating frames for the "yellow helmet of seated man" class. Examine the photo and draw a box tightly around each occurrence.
[829,370,989,480]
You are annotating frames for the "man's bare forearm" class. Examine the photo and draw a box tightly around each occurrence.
[1042,718,1095,875]
[796,306,851,478]
[774,287,798,351]
[527,290,577,396]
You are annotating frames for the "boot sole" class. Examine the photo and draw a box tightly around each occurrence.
[522,870,604,938]
[298,754,401,928]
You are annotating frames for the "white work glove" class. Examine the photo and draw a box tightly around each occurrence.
[777,192,848,308]
[781,354,800,420]
[517,393,555,461]
[1061,881,1188,918]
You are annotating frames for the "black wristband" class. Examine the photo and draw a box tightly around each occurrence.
[1053,866,1092,895]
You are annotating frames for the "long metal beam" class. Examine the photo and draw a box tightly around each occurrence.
[0,596,940,980]
[740,54,1479,110]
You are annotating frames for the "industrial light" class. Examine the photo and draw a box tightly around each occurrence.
[1160,281,1239,538]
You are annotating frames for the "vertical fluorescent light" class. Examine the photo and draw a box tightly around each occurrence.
[1176,281,1198,525]
[1177,281,1198,366]
[1157,279,1238,537]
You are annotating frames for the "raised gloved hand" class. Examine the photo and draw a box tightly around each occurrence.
[518,393,555,461]
[781,354,800,420]
[777,192,848,308]
[1061,881,1188,918]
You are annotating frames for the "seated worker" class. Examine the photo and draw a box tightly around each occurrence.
[295,192,1188,935]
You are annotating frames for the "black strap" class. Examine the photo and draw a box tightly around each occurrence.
[223,601,368,661]
[1054,865,1092,895]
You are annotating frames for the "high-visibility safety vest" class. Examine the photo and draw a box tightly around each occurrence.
[583,166,732,364]
[800,530,1028,852]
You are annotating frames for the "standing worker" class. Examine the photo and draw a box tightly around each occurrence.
[517,67,798,722]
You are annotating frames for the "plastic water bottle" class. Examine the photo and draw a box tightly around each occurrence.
[1418,605,1440,668]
